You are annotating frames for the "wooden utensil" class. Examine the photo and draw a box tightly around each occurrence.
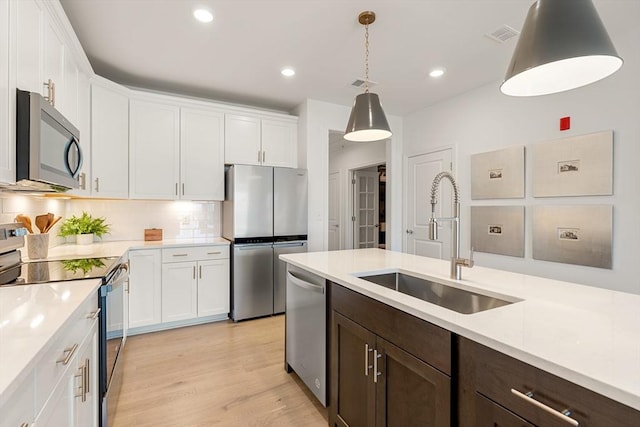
[35,214,49,233]
[43,216,62,233]
[15,214,34,233]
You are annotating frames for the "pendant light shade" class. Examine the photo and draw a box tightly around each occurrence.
[501,0,623,97]
[344,93,392,142]
[344,11,392,142]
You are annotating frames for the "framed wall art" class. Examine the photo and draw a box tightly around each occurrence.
[532,130,613,197]
[532,205,612,269]
[470,145,525,199]
[470,206,525,257]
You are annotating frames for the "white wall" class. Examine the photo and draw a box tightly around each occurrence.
[296,99,403,253]
[403,26,640,294]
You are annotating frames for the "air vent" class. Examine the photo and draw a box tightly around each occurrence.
[351,79,378,89]
[485,25,520,43]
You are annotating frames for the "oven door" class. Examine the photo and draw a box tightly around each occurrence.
[99,262,128,427]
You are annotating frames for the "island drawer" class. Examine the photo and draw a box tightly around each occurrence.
[34,295,98,413]
[458,337,640,427]
[331,282,451,375]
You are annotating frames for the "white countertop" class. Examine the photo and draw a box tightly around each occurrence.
[0,279,101,407]
[25,237,230,261]
[280,248,640,411]
[1,237,230,403]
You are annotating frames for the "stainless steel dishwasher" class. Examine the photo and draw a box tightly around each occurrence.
[285,264,326,406]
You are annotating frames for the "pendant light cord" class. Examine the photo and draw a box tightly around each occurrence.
[364,22,370,93]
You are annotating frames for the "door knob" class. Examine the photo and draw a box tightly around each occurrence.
[406,229,414,234]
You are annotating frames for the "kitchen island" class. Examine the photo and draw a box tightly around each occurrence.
[280,248,640,421]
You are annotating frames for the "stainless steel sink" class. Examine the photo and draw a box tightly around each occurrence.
[357,271,516,314]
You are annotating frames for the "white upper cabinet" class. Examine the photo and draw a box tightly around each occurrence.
[68,71,91,196]
[15,0,44,94]
[129,92,225,201]
[261,118,297,167]
[0,0,12,184]
[91,78,129,199]
[180,107,225,200]
[224,113,297,168]
[129,98,180,199]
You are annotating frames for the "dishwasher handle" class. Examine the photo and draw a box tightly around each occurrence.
[287,271,325,294]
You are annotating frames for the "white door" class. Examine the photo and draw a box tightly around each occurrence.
[328,171,341,250]
[261,119,297,167]
[354,170,379,249]
[224,114,261,165]
[128,249,162,329]
[405,149,453,259]
[161,261,198,322]
[197,259,230,317]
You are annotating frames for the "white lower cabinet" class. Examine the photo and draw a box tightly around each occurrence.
[0,296,100,427]
[128,249,162,329]
[129,245,229,334]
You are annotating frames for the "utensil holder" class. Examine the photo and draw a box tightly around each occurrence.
[26,234,50,259]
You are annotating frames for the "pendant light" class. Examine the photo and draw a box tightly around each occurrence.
[344,11,392,142]
[501,0,623,97]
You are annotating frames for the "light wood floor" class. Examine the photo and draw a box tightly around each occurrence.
[113,316,328,426]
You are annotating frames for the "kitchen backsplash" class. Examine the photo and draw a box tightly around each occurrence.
[0,193,221,246]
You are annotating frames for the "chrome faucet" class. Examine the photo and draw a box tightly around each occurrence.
[428,171,473,280]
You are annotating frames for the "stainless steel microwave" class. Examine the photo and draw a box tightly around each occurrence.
[14,89,82,192]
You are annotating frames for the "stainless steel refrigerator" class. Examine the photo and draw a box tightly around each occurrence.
[223,165,308,321]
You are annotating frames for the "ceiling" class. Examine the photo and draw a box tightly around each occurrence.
[59,0,635,116]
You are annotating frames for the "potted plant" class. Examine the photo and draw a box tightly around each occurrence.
[58,211,110,245]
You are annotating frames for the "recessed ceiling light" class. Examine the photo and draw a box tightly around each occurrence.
[429,68,446,78]
[281,67,296,77]
[193,8,214,23]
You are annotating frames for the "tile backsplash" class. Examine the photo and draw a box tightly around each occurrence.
[0,193,221,246]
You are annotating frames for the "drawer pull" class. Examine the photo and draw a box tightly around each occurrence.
[87,308,102,320]
[207,251,222,255]
[373,349,382,383]
[172,253,188,257]
[510,388,579,426]
[57,343,79,365]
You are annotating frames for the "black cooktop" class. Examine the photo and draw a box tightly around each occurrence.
[0,256,120,286]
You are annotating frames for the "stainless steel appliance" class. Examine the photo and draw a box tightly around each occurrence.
[285,264,327,406]
[223,165,308,321]
[4,89,83,192]
[0,223,127,427]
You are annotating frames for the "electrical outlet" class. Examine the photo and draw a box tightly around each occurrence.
[182,215,190,225]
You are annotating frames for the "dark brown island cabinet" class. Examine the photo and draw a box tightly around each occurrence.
[328,282,640,427]
[458,337,640,427]
[329,282,452,427]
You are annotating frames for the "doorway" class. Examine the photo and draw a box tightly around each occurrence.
[353,165,386,249]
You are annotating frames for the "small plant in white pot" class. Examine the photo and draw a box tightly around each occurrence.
[58,211,110,245]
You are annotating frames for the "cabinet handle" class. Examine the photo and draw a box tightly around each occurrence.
[207,251,221,255]
[175,183,178,196]
[57,343,79,365]
[21,423,30,427]
[193,265,196,279]
[43,79,55,106]
[172,253,188,257]
[182,183,185,196]
[84,358,90,402]
[373,349,382,383]
[74,366,85,401]
[364,344,373,376]
[87,308,102,320]
[79,172,86,190]
[258,150,261,163]
[95,177,100,192]
[510,389,579,426]
[199,265,202,279]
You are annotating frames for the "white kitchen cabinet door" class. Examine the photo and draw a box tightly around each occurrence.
[129,99,180,199]
[69,71,91,196]
[0,0,12,184]
[58,42,79,124]
[162,261,198,322]
[261,118,298,168]
[0,371,34,427]
[15,0,43,94]
[91,81,129,198]
[128,249,162,329]
[43,15,64,108]
[74,324,98,427]
[224,113,261,165]
[180,107,225,200]
[197,259,230,317]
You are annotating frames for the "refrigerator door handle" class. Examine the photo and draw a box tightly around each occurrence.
[235,243,273,250]
[273,242,306,248]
